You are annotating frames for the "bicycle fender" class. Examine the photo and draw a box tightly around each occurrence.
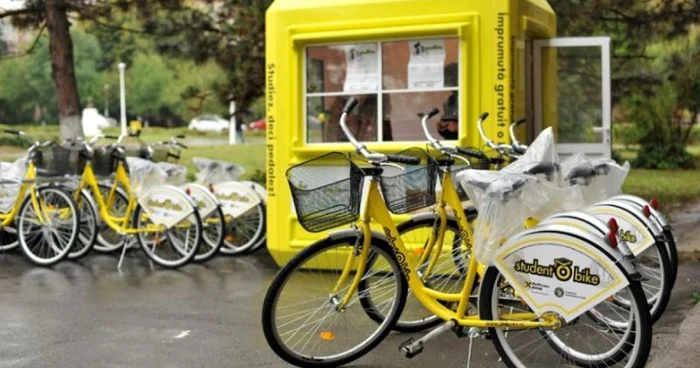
[493,224,633,323]
[539,211,634,258]
[610,194,668,229]
[585,201,661,256]
[328,228,387,242]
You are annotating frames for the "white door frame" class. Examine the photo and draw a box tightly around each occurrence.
[533,37,611,157]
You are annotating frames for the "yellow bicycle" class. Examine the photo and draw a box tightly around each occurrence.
[261,98,651,368]
[66,136,203,268]
[0,129,80,266]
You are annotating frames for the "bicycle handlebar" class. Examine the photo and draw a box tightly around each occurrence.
[386,154,420,165]
[476,112,497,150]
[340,97,386,162]
[510,118,528,153]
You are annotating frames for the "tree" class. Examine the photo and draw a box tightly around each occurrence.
[0,0,189,138]
[144,0,272,117]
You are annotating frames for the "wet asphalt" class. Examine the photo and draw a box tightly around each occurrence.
[0,250,698,368]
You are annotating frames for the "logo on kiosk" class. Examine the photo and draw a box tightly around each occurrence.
[514,258,601,286]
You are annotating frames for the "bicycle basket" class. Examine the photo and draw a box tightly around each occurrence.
[380,147,438,214]
[150,143,180,163]
[286,152,364,233]
[33,143,86,177]
[92,145,123,177]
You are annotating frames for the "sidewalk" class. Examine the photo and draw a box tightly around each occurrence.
[649,301,700,368]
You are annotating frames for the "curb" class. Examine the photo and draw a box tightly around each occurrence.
[649,302,700,368]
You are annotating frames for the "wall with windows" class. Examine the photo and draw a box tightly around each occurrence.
[305,38,460,143]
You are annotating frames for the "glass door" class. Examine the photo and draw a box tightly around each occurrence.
[533,37,611,158]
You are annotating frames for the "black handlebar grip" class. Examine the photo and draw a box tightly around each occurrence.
[515,118,526,126]
[105,135,120,140]
[456,146,487,159]
[513,145,527,155]
[387,154,420,165]
[3,129,21,135]
[177,142,188,149]
[343,97,359,113]
[479,112,489,121]
[427,107,440,119]
[176,134,186,139]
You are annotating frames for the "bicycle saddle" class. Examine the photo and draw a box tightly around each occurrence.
[566,164,597,181]
[466,177,528,201]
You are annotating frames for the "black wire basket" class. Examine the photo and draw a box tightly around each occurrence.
[149,143,180,163]
[92,145,124,177]
[33,143,87,177]
[379,147,438,214]
[286,152,364,233]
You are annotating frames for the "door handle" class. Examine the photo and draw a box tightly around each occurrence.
[592,127,609,133]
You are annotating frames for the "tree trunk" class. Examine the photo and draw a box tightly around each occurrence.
[45,0,83,139]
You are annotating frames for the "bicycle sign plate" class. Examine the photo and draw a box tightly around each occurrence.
[181,183,218,218]
[138,186,194,228]
[585,205,655,256]
[494,233,629,322]
[212,182,261,219]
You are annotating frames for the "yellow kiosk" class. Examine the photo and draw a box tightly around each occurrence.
[265,0,612,266]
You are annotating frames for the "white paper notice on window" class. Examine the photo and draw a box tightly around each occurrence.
[343,44,378,92]
[408,39,446,89]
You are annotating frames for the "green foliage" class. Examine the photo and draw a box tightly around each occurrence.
[624,84,696,169]
[248,169,266,185]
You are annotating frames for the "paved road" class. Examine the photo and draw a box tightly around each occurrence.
[0,251,697,368]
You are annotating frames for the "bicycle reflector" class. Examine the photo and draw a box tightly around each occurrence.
[643,205,652,218]
[209,184,215,194]
[650,198,659,210]
[185,187,191,196]
[607,218,619,249]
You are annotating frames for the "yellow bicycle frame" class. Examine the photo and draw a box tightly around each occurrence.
[331,171,556,330]
[0,161,49,227]
[74,161,161,235]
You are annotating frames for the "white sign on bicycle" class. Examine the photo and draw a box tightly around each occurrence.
[494,237,629,322]
[212,182,261,218]
[138,187,194,228]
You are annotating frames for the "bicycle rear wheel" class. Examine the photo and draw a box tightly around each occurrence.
[219,203,265,255]
[479,266,652,368]
[194,206,225,262]
[67,190,98,260]
[262,234,407,367]
[94,184,130,253]
[133,205,202,269]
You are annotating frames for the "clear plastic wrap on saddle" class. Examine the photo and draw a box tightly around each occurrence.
[193,157,245,185]
[562,153,630,205]
[125,157,168,197]
[0,156,27,180]
[156,162,188,186]
[502,127,563,184]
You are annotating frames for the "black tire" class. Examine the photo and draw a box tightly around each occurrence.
[636,240,673,324]
[479,265,652,368]
[220,203,265,255]
[663,227,678,289]
[194,206,225,262]
[133,204,202,269]
[245,203,267,254]
[262,234,408,367]
[360,211,477,333]
[67,190,98,260]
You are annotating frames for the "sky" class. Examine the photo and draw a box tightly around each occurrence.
[0,0,24,11]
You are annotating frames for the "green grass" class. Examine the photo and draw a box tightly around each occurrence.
[623,168,700,209]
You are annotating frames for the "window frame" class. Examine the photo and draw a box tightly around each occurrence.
[302,36,462,145]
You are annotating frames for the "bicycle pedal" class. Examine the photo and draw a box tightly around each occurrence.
[399,338,424,359]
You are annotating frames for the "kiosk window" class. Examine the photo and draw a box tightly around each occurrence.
[305,38,460,143]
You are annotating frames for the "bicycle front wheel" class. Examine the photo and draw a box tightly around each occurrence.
[262,234,407,367]
[0,227,18,251]
[479,266,652,368]
[17,186,79,267]
[67,190,98,260]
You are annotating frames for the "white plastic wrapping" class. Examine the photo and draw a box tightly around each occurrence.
[503,128,562,184]
[0,158,26,212]
[456,128,585,265]
[563,154,630,205]
[125,157,168,197]
[156,162,188,186]
[193,157,245,185]
[0,156,27,180]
